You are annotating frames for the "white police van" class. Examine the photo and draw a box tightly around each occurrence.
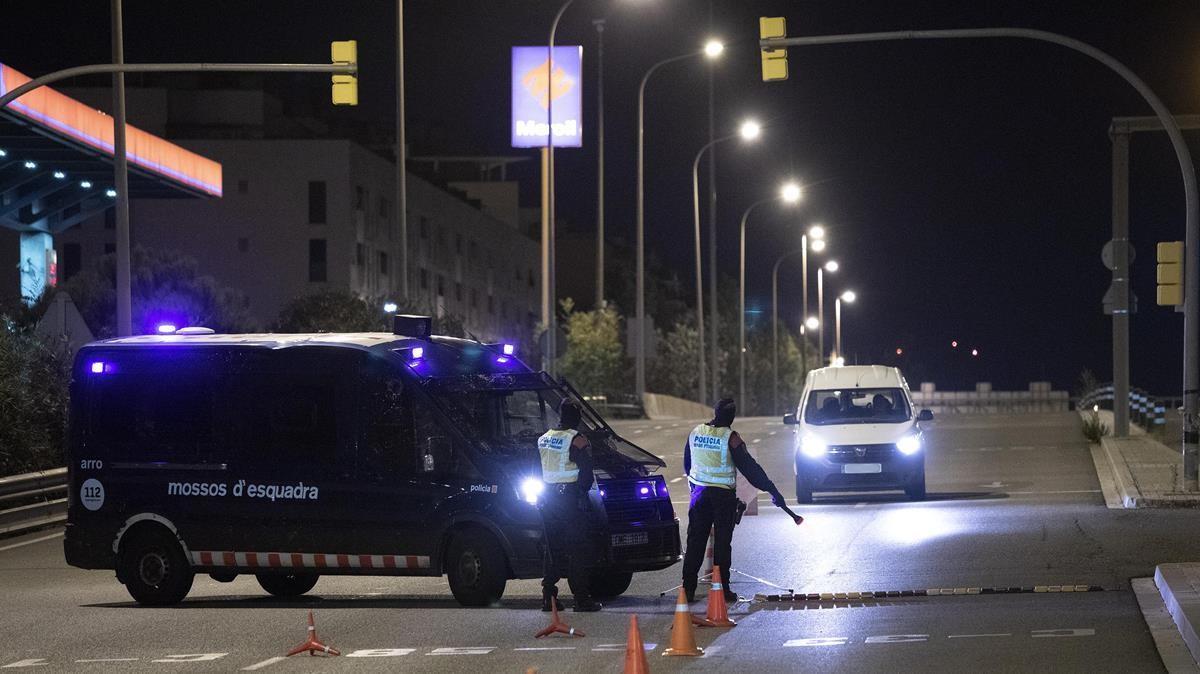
[784,365,933,503]
[64,316,680,606]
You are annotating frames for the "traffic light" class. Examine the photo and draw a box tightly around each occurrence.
[1157,241,1185,306]
[330,40,358,106]
[759,17,788,82]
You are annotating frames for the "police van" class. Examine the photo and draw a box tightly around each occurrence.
[64,316,680,606]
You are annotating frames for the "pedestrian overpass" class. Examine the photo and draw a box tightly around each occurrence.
[0,62,221,303]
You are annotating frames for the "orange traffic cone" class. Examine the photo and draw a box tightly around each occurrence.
[623,615,651,674]
[286,610,340,657]
[663,588,704,657]
[703,565,736,627]
[534,601,585,638]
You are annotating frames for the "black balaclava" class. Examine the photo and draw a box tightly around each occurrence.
[711,398,736,427]
[558,400,582,430]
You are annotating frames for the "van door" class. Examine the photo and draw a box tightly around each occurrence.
[352,355,457,568]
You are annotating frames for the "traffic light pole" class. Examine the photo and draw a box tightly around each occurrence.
[762,26,1200,489]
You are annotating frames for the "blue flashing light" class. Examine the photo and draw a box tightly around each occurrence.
[638,486,650,496]
[383,301,398,314]
[53,171,66,179]
[502,343,516,356]
[496,356,510,364]
[80,180,92,189]
[411,346,424,359]
[0,149,6,157]
[408,360,422,369]
[156,323,177,334]
[90,361,104,374]
[23,160,36,169]
[105,189,117,198]
[599,489,606,498]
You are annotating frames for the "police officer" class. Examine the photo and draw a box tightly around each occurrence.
[681,397,791,603]
[537,400,602,612]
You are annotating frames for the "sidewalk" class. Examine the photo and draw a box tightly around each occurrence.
[1084,410,1200,508]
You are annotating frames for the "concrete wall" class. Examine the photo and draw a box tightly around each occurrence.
[643,393,710,421]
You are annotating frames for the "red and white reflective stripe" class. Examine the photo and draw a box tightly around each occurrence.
[190,551,430,570]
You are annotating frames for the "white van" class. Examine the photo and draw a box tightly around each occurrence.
[783,365,932,503]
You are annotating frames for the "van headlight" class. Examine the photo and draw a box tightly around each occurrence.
[896,434,922,455]
[520,477,544,504]
[800,434,827,458]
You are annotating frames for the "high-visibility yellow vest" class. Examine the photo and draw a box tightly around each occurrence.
[538,429,580,484]
[688,424,735,489]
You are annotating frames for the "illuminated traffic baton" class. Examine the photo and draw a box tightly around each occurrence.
[778,503,804,526]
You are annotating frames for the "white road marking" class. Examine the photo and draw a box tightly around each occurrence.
[654,425,663,430]
[980,481,1005,488]
[345,649,416,658]
[1031,628,1095,638]
[76,659,139,664]
[769,431,777,436]
[1010,490,1101,495]
[784,637,848,647]
[1,659,48,668]
[429,647,495,655]
[152,654,227,662]
[865,635,928,644]
[592,643,656,652]
[633,430,643,434]
[513,647,577,651]
[671,477,684,483]
[0,532,63,553]
[948,633,1011,639]
[241,657,287,669]
[753,438,762,444]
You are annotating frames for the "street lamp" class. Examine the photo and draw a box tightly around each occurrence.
[739,181,802,407]
[704,39,725,58]
[835,290,856,361]
[817,260,838,365]
[692,119,761,404]
[810,238,826,252]
[635,41,724,404]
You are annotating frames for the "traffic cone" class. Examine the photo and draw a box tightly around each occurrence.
[534,601,585,638]
[703,565,736,627]
[286,610,340,657]
[623,615,650,674]
[662,588,704,657]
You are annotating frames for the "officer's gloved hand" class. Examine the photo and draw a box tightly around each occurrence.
[770,490,787,508]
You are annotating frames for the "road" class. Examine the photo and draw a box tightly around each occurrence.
[3,412,1199,672]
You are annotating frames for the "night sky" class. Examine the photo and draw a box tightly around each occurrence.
[7,1,1199,393]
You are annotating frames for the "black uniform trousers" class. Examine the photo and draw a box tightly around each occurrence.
[681,484,736,591]
[540,484,592,598]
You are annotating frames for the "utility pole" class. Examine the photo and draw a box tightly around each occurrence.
[593,18,605,308]
[396,0,409,300]
[706,0,718,404]
[111,0,131,337]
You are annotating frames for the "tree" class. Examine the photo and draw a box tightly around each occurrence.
[557,299,628,398]
[55,246,251,337]
[648,316,701,401]
[0,318,69,475]
[274,290,466,337]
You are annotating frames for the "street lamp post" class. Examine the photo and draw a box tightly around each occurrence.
[771,248,803,415]
[544,0,577,376]
[635,41,723,404]
[835,290,856,362]
[692,119,760,404]
[739,182,801,409]
[593,18,605,309]
[817,260,838,366]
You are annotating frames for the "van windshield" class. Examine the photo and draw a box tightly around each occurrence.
[421,373,662,471]
[804,388,911,425]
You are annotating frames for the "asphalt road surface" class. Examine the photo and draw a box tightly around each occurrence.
[3,412,1199,672]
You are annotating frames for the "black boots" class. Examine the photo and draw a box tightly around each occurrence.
[541,586,563,612]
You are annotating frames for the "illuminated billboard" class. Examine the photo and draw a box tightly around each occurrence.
[511,46,582,148]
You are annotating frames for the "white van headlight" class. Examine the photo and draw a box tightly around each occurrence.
[520,477,544,504]
[896,434,922,455]
[800,434,827,458]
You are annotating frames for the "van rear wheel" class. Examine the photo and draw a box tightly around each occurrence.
[446,529,508,607]
[256,573,319,597]
[119,528,194,606]
[584,569,633,599]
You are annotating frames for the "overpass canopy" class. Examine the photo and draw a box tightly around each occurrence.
[0,62,222,301]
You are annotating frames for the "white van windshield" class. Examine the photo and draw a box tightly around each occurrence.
[804,388,911,425]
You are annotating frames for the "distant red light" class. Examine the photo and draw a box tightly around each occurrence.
[951,340,958,348]
[971,348,979,357]
[896,348,903,355]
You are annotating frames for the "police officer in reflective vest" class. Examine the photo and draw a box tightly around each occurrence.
[682,397,790,602]
[537,400,602,612]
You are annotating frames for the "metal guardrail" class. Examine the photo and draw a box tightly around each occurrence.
[1078,384,1181,428]
[0,467,67,537]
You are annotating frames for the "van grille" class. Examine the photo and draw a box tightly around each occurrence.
[826,444,897,463]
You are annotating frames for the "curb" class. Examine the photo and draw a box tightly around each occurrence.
[755,585,1103,602]
[1133,577,1200,673]
[1156,564,1200,667]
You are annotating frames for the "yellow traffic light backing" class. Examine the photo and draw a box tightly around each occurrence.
[1157,241,1185,306]
[759,17,788,82]
[331,40,359,106]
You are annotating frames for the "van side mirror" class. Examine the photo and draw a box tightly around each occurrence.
[782,413,798,425]
[917,409,934,422]
[423,436,453,473]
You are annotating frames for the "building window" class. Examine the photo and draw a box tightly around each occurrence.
[237,179,249,194]
[237,237,249,253]
[104,242,115,255]
[308,239,327,282]
[455,282,463,302]
[420,268,429,290]
[62,243,81,281]
[436,275,446,297]
[355,185,365,211]
[356,243,365,267]
[420,216,429,239]
[308,181,327,224]
[104,209,115,230]
[378,251,388,276]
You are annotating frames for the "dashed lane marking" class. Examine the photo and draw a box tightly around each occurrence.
[769,431,777,436]
[753,438,762,444]
[948,633,1011,639]
[671,477,684,483]
[241,657,287,670]
[76,659,139,664]
[865,634,928,644]
[1032,628,1095,638]
[513,647,576,652]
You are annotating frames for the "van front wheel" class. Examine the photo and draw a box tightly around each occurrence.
[795,476,813,505]
[256,573,319,597]
[446,529,508,607]
[119,529,194,606]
